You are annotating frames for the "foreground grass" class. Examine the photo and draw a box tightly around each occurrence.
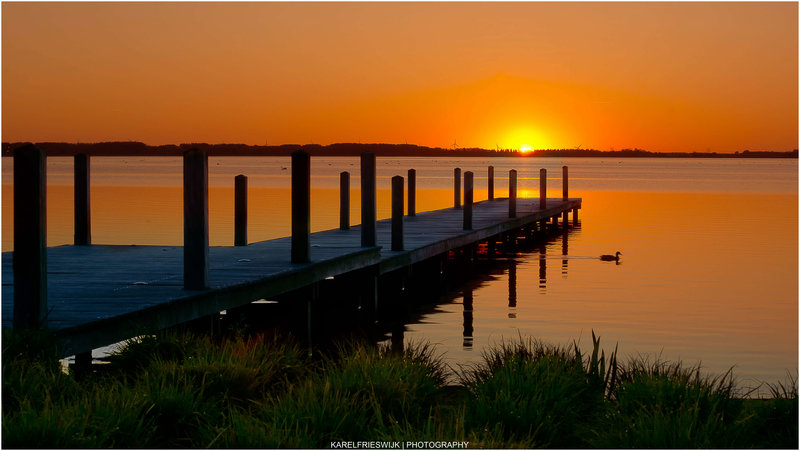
[2,329,797,448]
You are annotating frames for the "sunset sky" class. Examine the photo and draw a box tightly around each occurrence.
[2,2,797,152]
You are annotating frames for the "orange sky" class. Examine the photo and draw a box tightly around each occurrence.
[2,2,797,152]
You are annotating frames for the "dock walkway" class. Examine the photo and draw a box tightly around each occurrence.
[3,145,581,358]
[2,197,579,357]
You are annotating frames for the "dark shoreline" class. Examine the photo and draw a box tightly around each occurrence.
[2,141,797,158]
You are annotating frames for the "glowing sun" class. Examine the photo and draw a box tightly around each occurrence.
[519,144,533,154]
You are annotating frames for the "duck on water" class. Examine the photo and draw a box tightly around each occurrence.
[600,251,622,261]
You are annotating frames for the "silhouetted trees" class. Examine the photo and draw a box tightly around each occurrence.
[1,142,796,158]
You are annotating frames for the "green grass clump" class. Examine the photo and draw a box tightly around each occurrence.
[2,328,797,448]
[246,341,450,448]
[593,356,742,448]
[459,334,613,448]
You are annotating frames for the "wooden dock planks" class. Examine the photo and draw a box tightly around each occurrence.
[1,196,579,356]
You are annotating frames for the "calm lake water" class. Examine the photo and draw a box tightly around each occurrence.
[2,156,797,392]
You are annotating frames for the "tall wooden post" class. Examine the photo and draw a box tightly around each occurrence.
[509,169,517,218]
[454,167,461,209]
[13,145,47,329]
[391,175,404,251]
[540,168,547,210]
[562,165,568,201]
[340,172,350,230]
[463,171,473,230]
[234,174,247,246]
[74,154,91,245]
[292,150,311,263]
[573,208,579,224]
[407,169,416,216]
[183,148,209,290]
[488,165,494,201]
[361,153,377,247]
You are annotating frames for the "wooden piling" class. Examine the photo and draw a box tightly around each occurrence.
[340,172,350,230]
[74,351,92,377]
[454,168,461,209]
[509,169,517,218]
[13,145,47,329]
[540,168,547,209]
[361,153,377,247]
[74,154,91,245]
[463,171,473,230]
[183,148,209,290]
[291,150,311,263]
[408,169,416,216]
[392,175,404,251]
[488,165,494,201]
[573,207,579,224]
[562,165,568,201]
[234,174,247,246]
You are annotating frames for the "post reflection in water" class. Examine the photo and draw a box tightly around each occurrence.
[391,322,405,354]
[462,287,473,350]
[562,231,569,276]
[507,259,517,319]
[539,245,547,292]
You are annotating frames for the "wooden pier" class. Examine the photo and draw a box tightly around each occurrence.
[2,146,581,358]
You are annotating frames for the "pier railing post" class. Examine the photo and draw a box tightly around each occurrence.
[454,167,461,209]
[408,169,416,216]
[74,153,91,245]
[234,174,247,246]
[540,168,547,209]
[392,175,404,251]
[464,171,473,230]
[13,144,47,329]
[183,148,209,290]
[488,165,494,201]
[562,165,568,227]
[340,172,350,230]
[361,152,377,247]
[509,169,517,218]
[292,150,311,263]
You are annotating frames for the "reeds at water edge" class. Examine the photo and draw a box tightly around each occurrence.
[2,328,797,448]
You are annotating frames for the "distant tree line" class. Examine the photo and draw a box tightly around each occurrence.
[2,141,797,158]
